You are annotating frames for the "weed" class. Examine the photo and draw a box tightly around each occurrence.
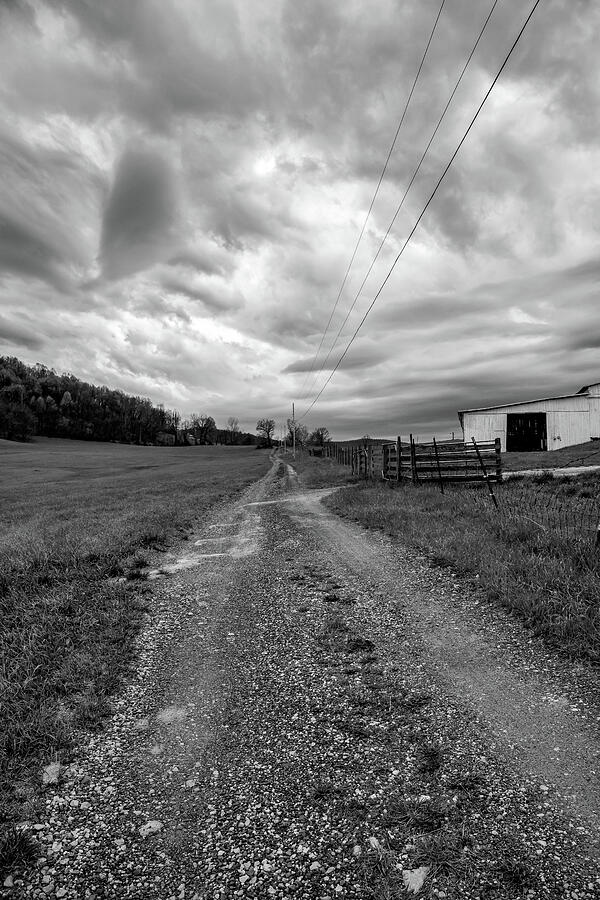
[411,826,466,875]
[346,636,376,654]
[496,858,535,888]
[311,779,343,800]
[0,825,36,878]
[125,568,148,581]
[384,796,446,832]
[416,742,444,774]
[343,797,369,820]
[358,840,406,900]
[316,615,349,651]
[131,553,149,568]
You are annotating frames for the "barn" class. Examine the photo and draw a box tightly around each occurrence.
[458,382,600,452]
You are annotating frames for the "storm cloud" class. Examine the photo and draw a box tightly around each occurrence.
[1,0,600,437]
[100,149,179,280]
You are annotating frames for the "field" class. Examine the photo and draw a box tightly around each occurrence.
[0,438,269,840]
[503,439,600,471]
[289,452,600,663]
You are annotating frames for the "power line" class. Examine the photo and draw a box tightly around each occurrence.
[301,0,542,420]
[298,0,447,402]
[304,0,500,392]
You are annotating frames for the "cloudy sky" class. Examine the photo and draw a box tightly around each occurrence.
[1,0,599,439]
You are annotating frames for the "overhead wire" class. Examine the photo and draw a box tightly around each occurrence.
[301,0,542,419]
[297,0,447,402]
[302,0,500,397]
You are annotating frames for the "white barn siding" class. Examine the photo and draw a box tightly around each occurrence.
[460,382,600,451]
[462,412,506,447]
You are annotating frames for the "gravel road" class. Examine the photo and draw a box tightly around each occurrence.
[5,455,600,899]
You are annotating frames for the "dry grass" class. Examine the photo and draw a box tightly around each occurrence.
[0,438,269,869]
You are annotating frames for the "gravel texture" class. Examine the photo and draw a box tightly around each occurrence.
[4,456,600,899]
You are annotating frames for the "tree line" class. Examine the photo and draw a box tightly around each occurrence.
[0,357,257,446]
[255,417,329,448]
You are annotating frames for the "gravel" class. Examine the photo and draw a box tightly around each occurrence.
[4,457,600,899]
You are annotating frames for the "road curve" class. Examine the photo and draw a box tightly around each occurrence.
[9,455,600,900]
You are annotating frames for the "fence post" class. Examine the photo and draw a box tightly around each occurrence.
[495,438,502,482]
[472,437,498,509]
[432,437,445,495]
[396,436,402,483]
[410,433,418,484]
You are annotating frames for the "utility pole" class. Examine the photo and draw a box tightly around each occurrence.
[292,402,296,460]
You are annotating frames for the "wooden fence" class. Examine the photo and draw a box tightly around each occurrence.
[323,436,502,487]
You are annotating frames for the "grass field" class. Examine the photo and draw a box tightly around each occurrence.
[503,440,600,471]
[0,437,269,862]
[292,453,600,664]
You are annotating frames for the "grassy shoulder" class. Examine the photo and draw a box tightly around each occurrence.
[294,454,600,664]
[0,440,269,868]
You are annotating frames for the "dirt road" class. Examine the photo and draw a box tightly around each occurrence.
[9,455,600,899]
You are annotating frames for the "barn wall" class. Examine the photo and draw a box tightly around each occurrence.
[590,396,600,439]
[546,410,589,449]
[461,412,506,447]
[461,394,598,450]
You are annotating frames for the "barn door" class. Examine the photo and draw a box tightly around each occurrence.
[506,413,547,452]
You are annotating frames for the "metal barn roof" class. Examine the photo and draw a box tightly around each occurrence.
[457,384,598,417]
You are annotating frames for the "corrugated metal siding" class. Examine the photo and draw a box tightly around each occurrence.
[461,395,598,450]
[546,410,589,449]
[589,397,600,438]
[461,412,506,448]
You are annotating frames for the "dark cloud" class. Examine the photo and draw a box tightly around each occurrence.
[0,128,95,288]
[0,314,43,351]
[161,275,244,313]
[283,340,388,375]
[0,214,67,287]
[100,148,179,280]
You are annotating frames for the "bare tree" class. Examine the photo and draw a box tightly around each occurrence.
[256,417,275,448]
[226,416,240,445]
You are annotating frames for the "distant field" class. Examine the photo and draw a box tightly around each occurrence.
[0,438,269,856]
[0,437,267,549]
